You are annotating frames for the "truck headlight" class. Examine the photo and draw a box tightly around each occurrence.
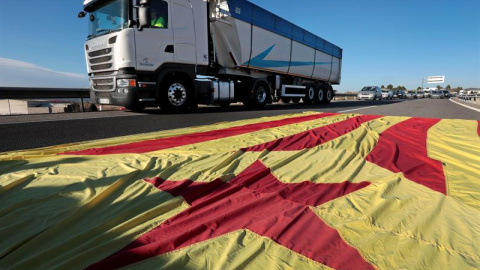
[117,79,136,87]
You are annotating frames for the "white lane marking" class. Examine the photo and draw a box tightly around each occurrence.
[0,113,145,125]
[338,106,378,113]
[449,99,480,113]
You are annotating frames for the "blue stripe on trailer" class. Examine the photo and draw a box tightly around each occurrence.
[226,0,342,59]
[244,45,334,68]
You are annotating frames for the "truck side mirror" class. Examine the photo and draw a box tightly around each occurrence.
[138,0,151,31]
[78,11,86,18]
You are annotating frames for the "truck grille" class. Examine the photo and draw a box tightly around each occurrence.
[91,76,115,91]
[91,63,113,71]
[88,47,114,73]
[90,56,112,64]
[89,48,112,57]
[95,92,111,98]
[88,47,116,91]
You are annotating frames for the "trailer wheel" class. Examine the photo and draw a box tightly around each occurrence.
[244,81,269,108]
[304,85,315,104]
[160,77,191,112]
[291,97,301,104]
[315,85,326,104]
[322,86,334,104]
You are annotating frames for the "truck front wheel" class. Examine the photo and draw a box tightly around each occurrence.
[160,78,191,112]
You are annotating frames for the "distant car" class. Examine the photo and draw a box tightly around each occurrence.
[416,91,425,98]
[381,90,393,99]
[442,90,451,98]
[423,91,431,98]
[393,90,406,99]
[431,91,444,99]
[357,86,382,100]
[406,91,417,98]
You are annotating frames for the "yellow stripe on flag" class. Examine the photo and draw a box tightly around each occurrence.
[313,174,480,270]
[261,116,408,184]
[0,164,189,269]
[155,114,350,154]
[427,119,480,210]
[126,229,333,270]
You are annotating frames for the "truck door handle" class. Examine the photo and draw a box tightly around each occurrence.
[165,45,174,53]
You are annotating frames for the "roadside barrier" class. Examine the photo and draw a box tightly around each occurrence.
[458,93,480,104]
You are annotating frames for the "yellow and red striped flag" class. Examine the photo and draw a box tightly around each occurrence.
[1,112,479,269]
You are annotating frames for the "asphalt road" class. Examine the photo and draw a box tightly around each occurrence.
[1,98,478,152]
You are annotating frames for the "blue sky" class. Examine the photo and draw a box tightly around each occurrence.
[0,0,479,91]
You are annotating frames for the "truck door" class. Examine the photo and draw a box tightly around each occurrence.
[135,0,174,71]
[171,0,196,65]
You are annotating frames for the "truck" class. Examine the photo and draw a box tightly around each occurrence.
[78,0,343,112]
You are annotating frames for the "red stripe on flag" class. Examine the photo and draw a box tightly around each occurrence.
[477,120,480,137]
[243,114,382,152]
[366,118,446,194]
[87,161,373,270]
[62,113,338,155]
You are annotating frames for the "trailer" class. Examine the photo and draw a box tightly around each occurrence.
[79,0,343,111]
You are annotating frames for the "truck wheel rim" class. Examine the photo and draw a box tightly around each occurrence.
[168,83,187,106]
[307,87,315,100]
[256,85,267,103]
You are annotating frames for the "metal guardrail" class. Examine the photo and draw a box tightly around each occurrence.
[458,94,480,103]
[333,93,356,100]
[0,87,90,99]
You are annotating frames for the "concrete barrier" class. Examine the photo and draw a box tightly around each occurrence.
[0,99,28,115]
[28,107,51,114]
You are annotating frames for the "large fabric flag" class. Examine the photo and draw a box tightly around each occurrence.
[0,112,479,269]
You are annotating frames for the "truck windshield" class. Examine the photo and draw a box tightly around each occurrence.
[87,0,128,39]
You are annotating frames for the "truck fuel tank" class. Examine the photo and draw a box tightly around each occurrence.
[195,77,235,104]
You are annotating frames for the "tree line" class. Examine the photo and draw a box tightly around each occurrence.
[381,85,407,91]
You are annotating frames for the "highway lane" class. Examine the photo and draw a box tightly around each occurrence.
[1,98,478,152]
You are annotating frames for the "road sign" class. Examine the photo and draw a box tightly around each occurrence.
[427,76,445,84]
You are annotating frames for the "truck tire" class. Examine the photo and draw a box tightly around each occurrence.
[315,85,327,104]
[291,97,301,103]
[243,81,269,108]
[322,85,334,104]
[160,77,191,112]
[303,85,315,104]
